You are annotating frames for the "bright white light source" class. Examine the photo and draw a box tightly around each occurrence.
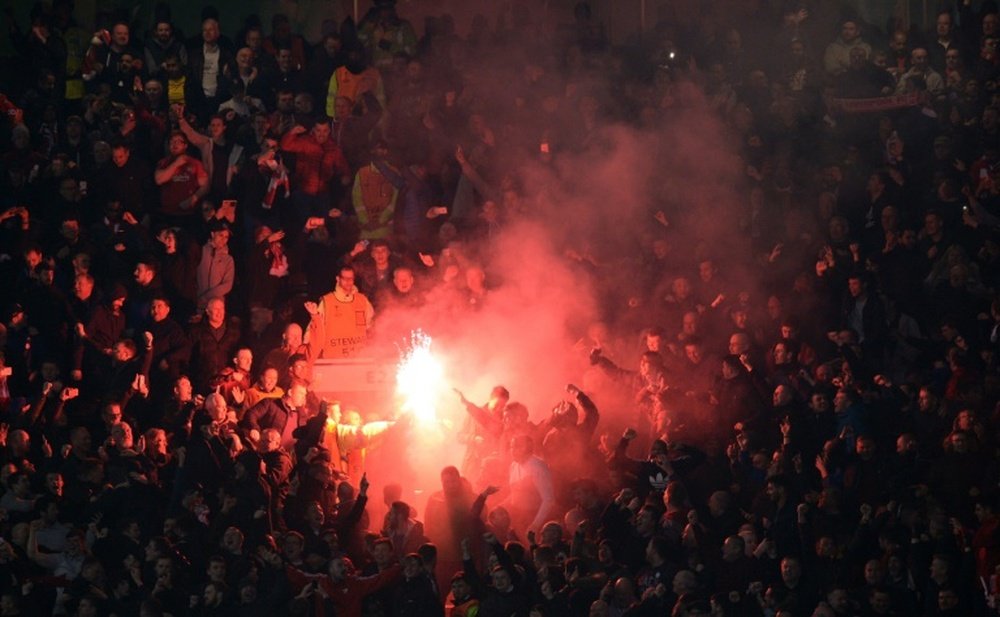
[396,330,445,424]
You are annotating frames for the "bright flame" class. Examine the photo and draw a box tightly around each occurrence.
[396,330,445,425]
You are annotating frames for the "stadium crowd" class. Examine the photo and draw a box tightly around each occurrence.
[3,0,1000,615]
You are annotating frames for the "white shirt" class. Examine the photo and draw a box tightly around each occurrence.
[202,45,220,97]
[508,455,555,533]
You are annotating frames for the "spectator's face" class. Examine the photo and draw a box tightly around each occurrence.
[112,24,129,47]
[151,299,170,322]
[93,141,111,164]
[24,249,42,269]
[944,51,962,74]
[857,438,875,458]
[245,29,262,50]
[203,584,219,606]
[112,146,129,167]
[684,343,702,364]
[334,97,352,118]
[936,13,952,38]
[373,542,392,566]
[911,48,929,70]
[773,343,791,365]
[290,360,309,382]
[780,558,801,585]
[174,377,192,401]
[112,423,133,448]
[46,473,63,496]
[773,385,792,407]
[168,135,187,157]
[371,245,390,266]
[278,49,292,71]
[336,269,355,290]
[283,535,303,560]
[864,560,885,584]
[202,19,220,45]
[924,214,942,235]
[283,324,302,348]
[209,117,225,140]
[262,368,278,390]
[728,334,749,355]
[235,349,252,372]
[841,21,859,42]
[393,268,414,293]
[155,22,172,43]
[930,557,949,580]
[114,343,133,362]
[491,568,512,591]
[312,122,330,143]
[870,591,891,613]
[210,229,230,250]
[134,263,155,285]
[149,431,167,454]
[277,92,294,112]
[986,14,999,36]
[833,390,851,412]
[74,275,93,299]
[207,560,226,582]
[236,48,253,69]
[206,300,225,324]
[294,94,312,115]
[848,278,863,297]
[985,37,999,60]
[918,388,935,411]
[936,589,962,611]
[59,178,79,203]
[639,331,659,352]
[451,578,471,601]
[731,310,748,329]
[671,277,691,299]
[120,54,135,75]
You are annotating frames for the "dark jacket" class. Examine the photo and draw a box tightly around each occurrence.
[188,317,241,390]
[240,397,293,434]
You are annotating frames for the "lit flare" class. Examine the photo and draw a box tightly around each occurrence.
[396,330,445,425]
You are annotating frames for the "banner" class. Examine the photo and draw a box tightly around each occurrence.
[832,92,922,114]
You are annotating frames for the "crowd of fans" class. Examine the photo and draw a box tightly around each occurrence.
[3,0,1000,615]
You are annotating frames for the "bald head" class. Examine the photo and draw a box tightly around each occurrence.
[284,323,303,349]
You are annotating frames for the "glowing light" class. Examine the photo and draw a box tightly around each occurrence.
[396,330,445,425]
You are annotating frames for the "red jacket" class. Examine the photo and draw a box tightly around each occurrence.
[286,563,401,617]
[280,131,349,196]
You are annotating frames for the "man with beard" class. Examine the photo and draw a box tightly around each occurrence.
[154,131,209,224]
